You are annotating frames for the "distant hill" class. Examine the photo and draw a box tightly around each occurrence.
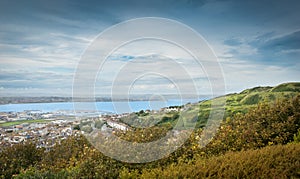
[222,82,300,108]
[240,86,272,94]
[271,82,300,92]
[150,82,300,128]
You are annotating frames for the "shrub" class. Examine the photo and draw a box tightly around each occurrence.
[0,142,44,178]
[136,143,300,178]
[293,129,300,143]
[201,95,300,155]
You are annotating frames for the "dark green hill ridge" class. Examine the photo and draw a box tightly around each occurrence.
[212,82,300,111]
[119,82,300,129]
[157,82,300,128]
[271,82,300,92]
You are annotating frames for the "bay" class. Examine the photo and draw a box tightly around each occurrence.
[0,99,200,114]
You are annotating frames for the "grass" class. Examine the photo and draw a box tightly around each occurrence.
[117,83,300,129]
[0,119,50,127]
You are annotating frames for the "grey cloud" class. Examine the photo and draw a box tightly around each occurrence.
[259,31,300,52]
[0,74,25,81]
[223,38,243,46]
[224,30,300,66]
[1,0,300,96]
[249,32,275,46]
[0,69,73,89]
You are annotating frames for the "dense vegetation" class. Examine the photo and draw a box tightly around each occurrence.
[120,143,300,178]
[1,82,300,178]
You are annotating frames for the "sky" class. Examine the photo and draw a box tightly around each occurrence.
[0,0,300,97]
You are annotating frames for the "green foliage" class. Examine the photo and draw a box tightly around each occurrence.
[194,82,300,128]
[240,86,272,94]
[115,125,171,143]
[241,93,261,105]
[129,143,300,178]
[0,142,44,178]
[157,111,179,125]
[81,125,93,133]
[293,129,300,143]
[137,110,149,116]
[202,95,300,155]
[271,82,300,92]
[15,168,72,179]
[73,124,80,130]
[118,82,300,128]
[94,120,105,129]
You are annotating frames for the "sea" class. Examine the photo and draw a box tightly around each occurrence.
[0,99,201,114]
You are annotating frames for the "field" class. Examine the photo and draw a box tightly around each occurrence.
[0,119,50,127]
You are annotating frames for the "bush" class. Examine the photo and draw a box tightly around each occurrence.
[134,143,300,178]
[0,142,44,178]
[201,95,300,155]
[293,129,300,143]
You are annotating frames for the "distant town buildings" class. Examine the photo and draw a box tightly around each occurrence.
[0,105,184,150]
[0,110,131,150]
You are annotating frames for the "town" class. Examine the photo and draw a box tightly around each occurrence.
[0,110,127,150]
[0,106,183,150]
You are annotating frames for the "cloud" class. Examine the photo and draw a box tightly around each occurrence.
[223,38,243,46]
[0,68,73,91]
[1,0,300,96]
[259,30,300,52]
[91,53,216,96]
[222,30,300,67]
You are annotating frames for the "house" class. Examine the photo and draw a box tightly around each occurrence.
[107,120,128,131]
[0,114,8,121]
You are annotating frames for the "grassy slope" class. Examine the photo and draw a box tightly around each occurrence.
[208,82,300,114]
[119,82,300,129]
[186,82,300,127]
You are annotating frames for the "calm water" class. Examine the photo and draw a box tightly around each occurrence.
[0,99,200,114]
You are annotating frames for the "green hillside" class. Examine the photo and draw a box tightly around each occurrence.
[271,82,300,92]
[125,82,300,128]
[219,82,300,115]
